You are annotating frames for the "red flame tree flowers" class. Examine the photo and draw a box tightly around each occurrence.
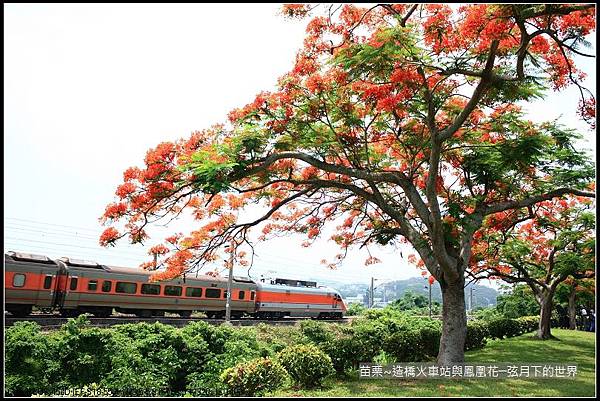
[101,4,596,363]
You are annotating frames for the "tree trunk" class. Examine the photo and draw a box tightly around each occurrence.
[568,286,577,330]
[537,292,555,339]
[437,276,467,364]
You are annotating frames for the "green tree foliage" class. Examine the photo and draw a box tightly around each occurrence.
[496,285,540,318]
[388,289,442,315]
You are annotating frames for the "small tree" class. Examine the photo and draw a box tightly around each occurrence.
[471,197,595,339]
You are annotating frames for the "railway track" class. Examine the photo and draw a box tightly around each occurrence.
[4,315,351,330]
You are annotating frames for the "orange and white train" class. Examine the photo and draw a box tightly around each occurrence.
[4,251,346,319]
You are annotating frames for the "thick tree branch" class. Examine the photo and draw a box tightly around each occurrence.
[480,188,595,216]
[438,40,499,141]
[232,151,434,229]
[518,4,595,20]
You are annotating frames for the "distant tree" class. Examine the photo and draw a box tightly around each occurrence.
[471,197,595,338]
[496,284,539,319]
[389,290,442,314]
[555,277,595,329]
[390,290,424,310]
[390,290,424,309]
[100,4,596,362]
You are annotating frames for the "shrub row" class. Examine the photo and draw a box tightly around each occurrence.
[300,312,540,373]
[6,313,540,396]
[6,316,272,396]
[6,316,335,397]
[300,311,444,373]
[485,316,540,340]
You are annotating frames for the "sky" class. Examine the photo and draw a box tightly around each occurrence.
[3,4,596,287]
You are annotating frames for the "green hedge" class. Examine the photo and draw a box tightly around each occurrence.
[5,315,277,397]
[300,313,540,374]
[486,317,523,339]
[302,313,443,372]
[5,313,542,396]
[465,320,489,351]
[516,316,540,334]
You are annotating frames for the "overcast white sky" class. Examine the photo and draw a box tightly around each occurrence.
[4,4,596,287]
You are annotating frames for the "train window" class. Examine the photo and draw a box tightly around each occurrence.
[238,290,245,300]
[141,284,161,295]
[186,287,203,297]
[88,280,98,291]
[13,274,26,287]
[223,290,228,299]
[43,276,53,289]
[116,282,137,294]
[70,278,78,291]
[164,285,182,296]
[102,280,112,293]
[250,291,255,300]
[205,288,221,298]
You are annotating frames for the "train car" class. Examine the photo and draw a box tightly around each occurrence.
[58,257,258,318]
[5,250,346,320]
[5,251,64,317]
[254,278,346,318]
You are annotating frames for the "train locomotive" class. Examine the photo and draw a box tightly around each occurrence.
[4,251,346,319]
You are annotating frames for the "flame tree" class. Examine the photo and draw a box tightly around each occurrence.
[100,4,596,363]
[470,197,595,339]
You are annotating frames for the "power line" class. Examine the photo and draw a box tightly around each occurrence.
[4,217,404,283]
[4,237,149,259]
[3,227,316,269]
[3,243,144,264]
[5,217,103,233]
[251,250,403,282]
[4,225,157,256]
[3,236,150,258]
[5,225,108,241]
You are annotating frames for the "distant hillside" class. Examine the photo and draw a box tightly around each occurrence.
[333,277,497,308]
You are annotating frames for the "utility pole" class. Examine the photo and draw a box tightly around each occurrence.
[428,281,432,319]
[469,286,474,316]
[369,277,376,308]
[225,239,235,324]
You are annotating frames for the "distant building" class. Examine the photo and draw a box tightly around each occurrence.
[345,296,364,305]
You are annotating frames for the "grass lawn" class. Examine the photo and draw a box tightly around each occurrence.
[273,329,596,397]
